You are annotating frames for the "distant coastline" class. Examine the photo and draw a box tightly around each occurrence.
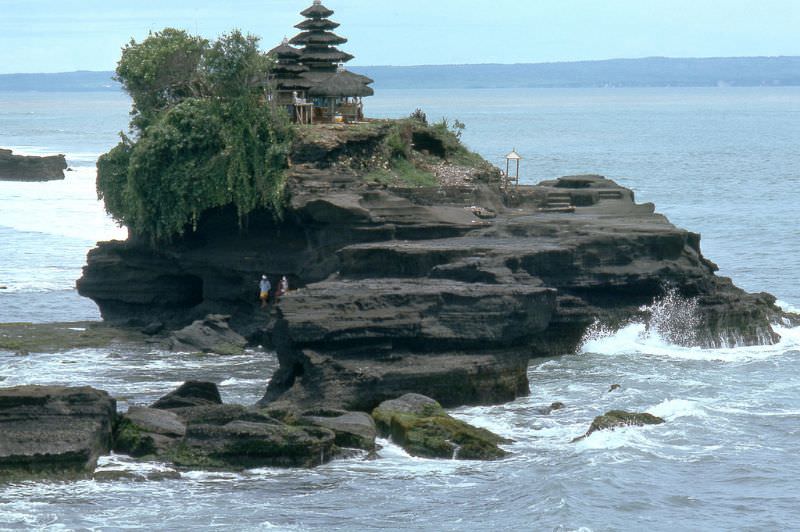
[1,56,799,91]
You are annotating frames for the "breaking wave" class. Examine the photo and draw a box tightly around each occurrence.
[580,290,800,361]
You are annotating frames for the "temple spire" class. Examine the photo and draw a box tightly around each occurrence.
[292,1,353,73]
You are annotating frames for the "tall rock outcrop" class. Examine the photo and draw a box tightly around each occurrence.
[78,120,791,411]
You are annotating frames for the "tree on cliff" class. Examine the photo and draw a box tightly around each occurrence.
[97,29,293,243]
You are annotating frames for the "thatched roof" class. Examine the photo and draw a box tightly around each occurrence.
[300,1,334,19]
[295,18,340,31]
[272,63,309,75]
[268,40,301,59]
[275,78,314,91]
[290,31,347,47]
[307,70,374,98]
[301,49,354,64]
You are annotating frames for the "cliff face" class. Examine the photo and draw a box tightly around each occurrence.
[0,148,67,181]
[78,121,790,411]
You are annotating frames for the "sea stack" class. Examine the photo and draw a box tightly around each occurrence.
[0,148,67,181]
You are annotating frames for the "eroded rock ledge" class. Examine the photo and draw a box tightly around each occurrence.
[77,122,793,412]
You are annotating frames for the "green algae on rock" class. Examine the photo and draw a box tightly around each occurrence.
[372,394,509,460]
[571,410,665,443]
[0,322,148,354]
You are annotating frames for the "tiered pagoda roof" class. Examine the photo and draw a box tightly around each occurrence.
[292,0,354,73]
[267,38,312,91]
[268,1,374,110]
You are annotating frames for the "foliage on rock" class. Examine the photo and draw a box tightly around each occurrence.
[97,28,293,243]
[113,417,157,457]
[364,115,492,187]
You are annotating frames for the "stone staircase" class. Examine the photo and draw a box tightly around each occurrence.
[598,190,624,201]
[541,191,575,212]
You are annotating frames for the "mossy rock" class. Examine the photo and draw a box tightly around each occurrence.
[0,322,147,353]
[372,394,509,460]
[113,417,157,457]
[572,410,665,442]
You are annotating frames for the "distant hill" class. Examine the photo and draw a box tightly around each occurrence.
[1,57,799,92]
[356,57,800,89]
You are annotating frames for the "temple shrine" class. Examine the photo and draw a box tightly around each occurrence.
[268,1,374,124]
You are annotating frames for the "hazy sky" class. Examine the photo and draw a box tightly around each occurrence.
[0,0,798,74]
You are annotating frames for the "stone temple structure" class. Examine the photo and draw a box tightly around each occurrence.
[268,0,374,123]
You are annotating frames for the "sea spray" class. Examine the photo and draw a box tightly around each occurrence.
[641,287,700,346]
[580,288,701,352]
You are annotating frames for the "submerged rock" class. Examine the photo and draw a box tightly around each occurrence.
[168,314,247,356]
[0,385,116,479]
[534,401,565,415]
[571,410,665,442]
[372,393,509,460]
[0,148,67,181]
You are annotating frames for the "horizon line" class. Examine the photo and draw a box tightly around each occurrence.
[2,55,799,76]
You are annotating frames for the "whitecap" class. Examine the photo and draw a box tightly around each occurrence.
[574,425,656,452]
[581,320,800,363]
[776,299,800,314]
[647,398,708,420]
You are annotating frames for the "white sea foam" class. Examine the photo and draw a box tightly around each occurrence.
[574,425,655,452]
[581,320,800,363]
[647,398,707,420]
[95,453,177,477]
[0,166,127,242]
[775,299,800,314]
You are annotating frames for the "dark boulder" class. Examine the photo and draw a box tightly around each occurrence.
[115,398,338,469]
[0,385,116,478]
[150,381,222,410]
[300,409,377,451]
[168,314,247,356]
[0,148,67,181]
[571,410,665,442]
[175,420,336,469]
[372,393,509,460]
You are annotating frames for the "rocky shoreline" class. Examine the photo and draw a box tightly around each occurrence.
[4,119,796,479]
[0,382,513,479]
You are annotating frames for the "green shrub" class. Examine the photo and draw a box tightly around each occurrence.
[97,29,293,243]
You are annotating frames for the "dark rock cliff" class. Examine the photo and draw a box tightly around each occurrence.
[77,122,792,411]
[0,148,67,181]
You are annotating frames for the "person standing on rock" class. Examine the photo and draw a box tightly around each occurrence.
[259,275,271,308]
[278,276,289,299]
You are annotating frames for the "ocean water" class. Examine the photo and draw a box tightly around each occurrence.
[1,87,800,530]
